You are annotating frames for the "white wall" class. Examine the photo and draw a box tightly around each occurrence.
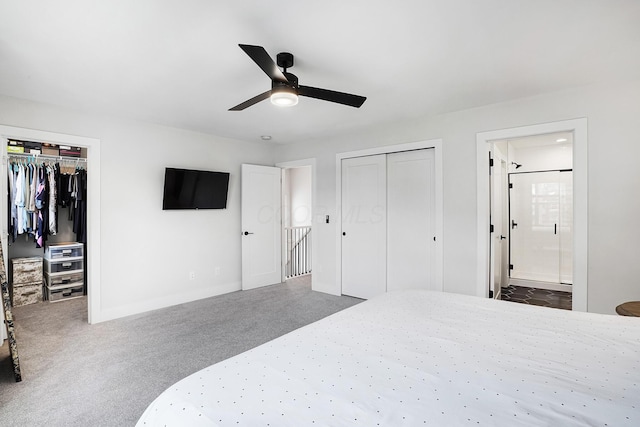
[289,166,312,227]
[2,78,639,318]
[0,95,274,322]
[511,143,573,172]
[274,79,640,314]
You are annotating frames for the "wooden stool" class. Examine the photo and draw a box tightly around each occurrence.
[615,301,640,317]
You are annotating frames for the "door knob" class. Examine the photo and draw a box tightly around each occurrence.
[243,231,254,236]
[500,235,506,240]
[511,220,518,229]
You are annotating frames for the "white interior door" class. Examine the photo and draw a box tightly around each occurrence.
[387,149,437,292]
[341,155,387,299]
[241,164,282,290]
[510,171,561,283]
[490,156,506,298]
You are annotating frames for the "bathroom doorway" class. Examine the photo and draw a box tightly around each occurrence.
[490,132,574,309]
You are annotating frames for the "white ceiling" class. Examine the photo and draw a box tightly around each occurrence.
[507,132,573,149]
[1,0,639,144]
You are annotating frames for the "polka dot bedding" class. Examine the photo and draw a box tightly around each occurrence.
[137,290,640,426]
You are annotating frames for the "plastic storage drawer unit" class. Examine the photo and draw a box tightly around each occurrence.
[45,242,83,259]
[44,242,85,302]
[45,272,83,288]
[47,285,84,302]
[45,259,83,274]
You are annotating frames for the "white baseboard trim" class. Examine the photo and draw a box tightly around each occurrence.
[96,282,241,323]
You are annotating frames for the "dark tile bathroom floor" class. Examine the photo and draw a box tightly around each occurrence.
[501,285,572,310]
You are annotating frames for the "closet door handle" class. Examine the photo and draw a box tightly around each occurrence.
[243,231,254,236]
[554,224,557,235]
[511,220,518,229]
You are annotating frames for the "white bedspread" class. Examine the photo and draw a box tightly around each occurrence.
[137,291,640,426]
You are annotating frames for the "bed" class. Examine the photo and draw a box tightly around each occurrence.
[137,290,640,426]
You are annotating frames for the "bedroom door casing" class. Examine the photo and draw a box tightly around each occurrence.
[241,164,282,290]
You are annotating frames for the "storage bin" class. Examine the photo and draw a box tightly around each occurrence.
[11,257,43,283]
[10,257,43,306]
[7,146,25,154]
[47,284,84,302]
[45,272,83,287]
[24,141,41,155]
[45,258,84,274]
[45,243,84,259]
[7,140,25,153]
[42,144,59,156]
[12,283,43,307]
[58,145,82,157]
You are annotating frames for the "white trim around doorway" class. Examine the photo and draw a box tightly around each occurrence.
[275,158,317,291]
[476,119,588,311]
[0,125,102,323]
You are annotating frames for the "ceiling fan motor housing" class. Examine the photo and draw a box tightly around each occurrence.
[276,52,294,70]
[273,72,299,93]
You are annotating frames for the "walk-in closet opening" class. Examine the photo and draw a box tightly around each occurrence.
[489,132,574,310]
[0,125,99,349]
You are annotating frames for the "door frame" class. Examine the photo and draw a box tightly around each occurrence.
[276,158,316,288]
[0,125,102,324]
[489,146,508,299]
[335,139,443,296]
[476,119,588,311]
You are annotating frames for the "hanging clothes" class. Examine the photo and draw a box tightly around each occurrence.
[57,168,71,208]
[35,165,48,248]
[47,164,57,235]
[27,163,36,213]
[15,164,26,235]
[72,169,87,244]
[7,155,87,248]
[8,164,17,242]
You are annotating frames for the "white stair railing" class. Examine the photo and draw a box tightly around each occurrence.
[285,226,311,278]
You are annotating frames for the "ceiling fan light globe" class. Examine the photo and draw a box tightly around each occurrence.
[270,91,298,107]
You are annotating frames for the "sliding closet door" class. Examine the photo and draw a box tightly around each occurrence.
[387,149,437,292]
[341,155,387,299]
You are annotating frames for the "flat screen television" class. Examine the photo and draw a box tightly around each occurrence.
[162,167,230,210]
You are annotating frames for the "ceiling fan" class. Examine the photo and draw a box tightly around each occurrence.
[229,44,367,111]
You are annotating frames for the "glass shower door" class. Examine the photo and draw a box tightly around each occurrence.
[510,171,572,284]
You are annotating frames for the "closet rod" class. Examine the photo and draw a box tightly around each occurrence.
[5,152,87,164]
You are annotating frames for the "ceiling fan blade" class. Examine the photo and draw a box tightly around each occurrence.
[239,44,288,83]
[229,90,272,111]
[298,86,366,108]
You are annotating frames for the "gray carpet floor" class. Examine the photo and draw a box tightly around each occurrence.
[0,276,361,426]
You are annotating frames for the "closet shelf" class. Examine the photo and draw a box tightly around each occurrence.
[6,152,87,164]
